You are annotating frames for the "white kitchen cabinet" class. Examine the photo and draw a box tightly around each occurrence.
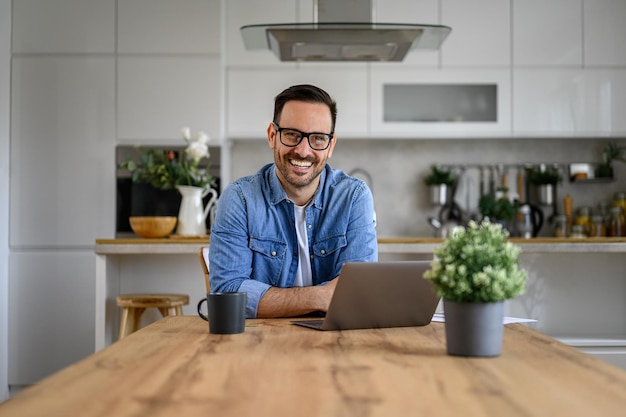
[118,0,221,54]
[513,0,582,66]
[513,69,626,135]
[441,0,510,67]
[370,68,512,137]
[8,251,96,385]
[12,0,114,53]
[117,56,222,144]
[224,0,300,67]
[10,56,116,247]
[227,68,368,138]
[584,0,626,67]
[375,0,440,68]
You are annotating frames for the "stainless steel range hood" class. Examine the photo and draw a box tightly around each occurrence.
[240,0,451,62]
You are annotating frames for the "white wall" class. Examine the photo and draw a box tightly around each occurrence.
[0,0,10,403]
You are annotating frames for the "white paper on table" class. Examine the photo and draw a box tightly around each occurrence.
[431,313,537,324]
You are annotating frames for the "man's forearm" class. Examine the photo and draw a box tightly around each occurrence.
[256,281,336,318]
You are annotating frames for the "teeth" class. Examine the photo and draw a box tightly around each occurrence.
[291,159,312,167]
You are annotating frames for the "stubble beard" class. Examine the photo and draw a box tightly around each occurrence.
[275,149,324,189]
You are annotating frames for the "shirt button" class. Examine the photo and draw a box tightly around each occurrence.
[271,251,276,256]
[320,249,326,255]
[308,224,312,229]
[310,255,314,259]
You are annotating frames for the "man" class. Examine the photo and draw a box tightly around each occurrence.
[209,84,377,318]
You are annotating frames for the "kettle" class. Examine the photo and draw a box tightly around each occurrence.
[515,203,544,238]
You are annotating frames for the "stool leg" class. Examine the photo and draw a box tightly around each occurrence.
[118,307,145,340]
[158,307,180,317]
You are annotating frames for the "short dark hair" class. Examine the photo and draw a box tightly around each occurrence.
[273,84,337,132]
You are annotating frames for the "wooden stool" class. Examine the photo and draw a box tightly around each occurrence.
[116,293,189,340]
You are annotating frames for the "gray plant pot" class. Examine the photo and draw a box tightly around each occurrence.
[538,184,554,206]
[443,300,504,357]
[429,184,449,206]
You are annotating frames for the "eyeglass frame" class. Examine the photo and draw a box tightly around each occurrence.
[272,122,334,151]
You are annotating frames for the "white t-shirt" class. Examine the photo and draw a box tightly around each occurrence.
[293,203,313,287]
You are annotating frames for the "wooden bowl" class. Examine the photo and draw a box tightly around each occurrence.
[129,216,177,238]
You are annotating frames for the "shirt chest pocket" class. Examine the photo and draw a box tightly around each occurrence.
[312,235,347,258]
[249,238,287,286]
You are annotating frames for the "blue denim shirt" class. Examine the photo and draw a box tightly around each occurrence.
[209,163,378,317]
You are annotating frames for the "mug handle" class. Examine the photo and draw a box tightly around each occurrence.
[197,298,209,321]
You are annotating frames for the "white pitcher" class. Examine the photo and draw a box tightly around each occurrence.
[175,185,218,236]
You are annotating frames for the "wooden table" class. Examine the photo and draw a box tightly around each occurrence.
[7,316,625,416]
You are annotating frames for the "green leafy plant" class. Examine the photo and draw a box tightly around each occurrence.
[424,166,456,186]
[596,142,626,178]
[423,220,527,303]
[529,166,562,185]
[120,127,215,190]
[478,191,515,222]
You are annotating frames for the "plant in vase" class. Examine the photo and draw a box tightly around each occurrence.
[424,165,457,206]
[120,127,217,236]
[423,220,527,357]
[478,189,515,231]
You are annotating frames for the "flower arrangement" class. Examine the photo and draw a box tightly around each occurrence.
[120,127,215,190]
[423,220,527,303]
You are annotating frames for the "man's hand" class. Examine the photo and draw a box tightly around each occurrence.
[256,277,339,318]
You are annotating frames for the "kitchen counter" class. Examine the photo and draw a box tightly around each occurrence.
[95,236,626,254]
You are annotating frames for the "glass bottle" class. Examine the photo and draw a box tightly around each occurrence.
[552,214,568,238]
[608,206,625,237]
[589,215,606,238]
[569,225,586,239]
[614,192,626,212]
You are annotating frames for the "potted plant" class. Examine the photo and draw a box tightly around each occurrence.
[529,165,562,206]
[595,142,626,179]
[478,189,515,230]
[423,220,527,357]
[424,165,457,206]
[120,127,217,236]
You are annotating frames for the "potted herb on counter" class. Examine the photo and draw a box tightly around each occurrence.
[529,165,562,206]
[423,221,528,357]
[424,165,457,206]
[596,142,626,179]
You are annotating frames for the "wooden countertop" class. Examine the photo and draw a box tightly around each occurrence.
[3,316,625,417]
[95,236,626,254]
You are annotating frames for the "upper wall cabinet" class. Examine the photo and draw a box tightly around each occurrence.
[441,0,510,67]
[584,0,626,67]
[228,68,368,138]
[513,69,626,136]
[513,0,583,66]
[118,0,221,54]
[117,56,222,144]
[12,0,114,53]
[375,0,440,68]
[225,0,301,67]
[370,68,512,138]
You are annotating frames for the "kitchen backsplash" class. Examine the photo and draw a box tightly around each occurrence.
[230,137,626,237]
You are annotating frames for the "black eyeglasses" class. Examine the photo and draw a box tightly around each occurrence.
[272,122,333,151]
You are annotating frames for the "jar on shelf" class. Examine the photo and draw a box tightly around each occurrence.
[552,214,568,238]
[608,206,625,237]
[569,225,587,239]
[589,215,606,237]
[574,206,591,235]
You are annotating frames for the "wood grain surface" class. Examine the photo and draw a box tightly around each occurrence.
[2,317,625,417]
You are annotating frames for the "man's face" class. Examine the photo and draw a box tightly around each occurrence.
[268,100,336,194]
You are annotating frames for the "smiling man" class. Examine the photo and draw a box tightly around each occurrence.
[209,84,378,318]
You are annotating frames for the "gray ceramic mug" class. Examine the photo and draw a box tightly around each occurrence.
[197,292,247,334]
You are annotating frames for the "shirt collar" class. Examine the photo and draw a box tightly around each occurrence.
[268,164,327,208]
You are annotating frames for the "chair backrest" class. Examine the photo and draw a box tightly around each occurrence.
[198,246,210,293]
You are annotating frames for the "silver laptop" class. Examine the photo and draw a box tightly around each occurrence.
[291,261,440,331]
